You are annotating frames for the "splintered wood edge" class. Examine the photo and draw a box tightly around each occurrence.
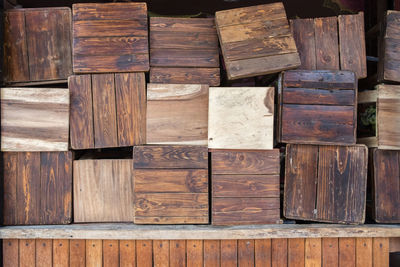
[0,224,399,240]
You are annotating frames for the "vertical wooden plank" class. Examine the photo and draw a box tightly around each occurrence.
[103,240,119,267]
[305,238,321,267]
[69,75,94,149]
[255,239,271,267]
[36,239,52,267]
[3,152,17,225]
[221,240,237,267]
[373,238,389,267]
[20,239,36,267]
[120,240,136,267]
[339,238,355,267]
[70,240,86,267]
[272,239,287,267]
[53,239,69,267]
[187,240,203,267]
[290,19,316,69]
[86,240,102,267]
[153,240,169,267]
[314,17,340,70]
[57,151,72,223]
[204,240,220,267]
[288,238,305,267]
[170,240,186,266]
[322,238,338,267]
[3,239,19,267]
[136,240,153,267]
[239,239,255,267]
[92,73,118,148]
[355,238,372,267]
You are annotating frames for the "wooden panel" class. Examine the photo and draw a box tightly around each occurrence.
[288,239,305,267]
[70,240,86,267]
[150,67,220,86]
[151,31,217,50]
[221,240,237,267]
[209,87,274,149]
[1,87,69,151]
[239,240,255,267]
[377,85,400,149]
[356,238,372,267]
[339,238,355,267]
[187,240,203,267]
[290,18,316,69]
[314,17,339,70]
[305,238,321,267]
[283,70,356,89]
[20,239,35,267]
[255,239,271,267]
[271,239,287,267]
[3,239,19,267]
[74,160,133,222]
[53,239,69,267]
[103,240,119,267]
[283,87,355,106]
[373,238,389,267]
[147,84,208,145]
[86,240,102,267]
[3,152,17,225]
[170,240,186,266]
[150,49,219,68]
[153,240,169,267]
[74,37,148,56]
[74,54,149,73]
[322,238,339,267]
[150,17,215,32]
[136,241,152,267]
[120,240,135,267]
[204,240,220,267]
[73,2,147,20]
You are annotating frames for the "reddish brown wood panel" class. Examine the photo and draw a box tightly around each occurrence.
[290,18,316,70]
[150,67,220,86]
[314,16,340,70]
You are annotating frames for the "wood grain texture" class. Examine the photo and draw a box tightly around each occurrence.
[74,159,133,222]
[288,238,305,267]
[3,239,19,267]
[86,240,102,267]
[170,240,186,267]
[70,240,86,267]
[305,238,321,267]
[255,239,271,267]
[373,238,389,267]
[272,239,287,267]
[120,240,135,267]
[19,239,35,267]
[147,84,208,145]
[204,240,220,267]
[53,239,69,267]
[314,16,339,70]
[187,240,203,267]
[339,238,355,267]
[72,3,149,73]
[356,238,372,267]
[221,240,237,267]
[290,18,316,69]
[1,87,69,151]
[239,240,255,267]
[103,240,119,267]
[209,87,274,149]
[150,67,220,86]
[322,238,338,267]
[3,152,17,225]
[153,240,169,267]
[36,240,52,267]
[136,240,152,267]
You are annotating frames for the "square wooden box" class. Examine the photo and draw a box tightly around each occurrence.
[284,144,368,224]
[133,145,209,224]
[211,149,281,225]
[278,70,357,145]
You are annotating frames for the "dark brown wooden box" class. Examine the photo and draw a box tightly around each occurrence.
[284,144,368,224]
[133,145,209,224]
[4,8,72,85]
[370,149,400,223]
[211,149,281,225]
[149,17,220,86]
[3,152,72,225]
[278,70,357,145]
[69,73,146,149]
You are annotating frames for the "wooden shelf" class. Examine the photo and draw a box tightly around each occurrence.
[0,223,399,240]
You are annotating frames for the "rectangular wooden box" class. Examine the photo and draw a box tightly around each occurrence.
[215,3,300,80]
[133,145,209,224]
[1,87,69,152]
[211,150,281,225]
[278,70,357,145]
[358,84,400,149]
[370,149,400,223]
[69,73,146,149]
[72,3,149,73]
[290,12,367,79]
[147,84,208,145]
[74,159,134,222]
[149,17,220,86]
[4,7,72,85]
[284,144,368,224]
[3,152,72,225]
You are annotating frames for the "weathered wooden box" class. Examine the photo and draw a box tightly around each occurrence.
[147,84,208,145]
[1,87,69,152]
[278,70,357,145]
[149,17,220,86]
[211,149,281,225]
[72,3,149,73]
[284,144,368,224]
[290,12,367,79]
[4,7,72,85]
[370,149,400,223]
[3,152,72,225]
[74,159,134,222]
[215,2,300,80]
[358,84,400,149]
[133,145,209,224]
[69,73,146,149]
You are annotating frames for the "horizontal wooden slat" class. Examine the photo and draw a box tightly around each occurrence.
[212,175,279,197]
[73,36,148,55]
[283,88,355,105]
[150,31,218,50]
[150,49,219,67]
[283,70,356,89]
[73,54,149,73]
[134,217,209,225]
[150,17,215,32]
[73,3,147,21]
[149,67,220,86]
[73,20,147,37]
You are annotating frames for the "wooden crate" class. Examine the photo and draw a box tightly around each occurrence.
[69,73,146,149]
[1,87,69,151]
[370,149,400,223]
[4,7,72,85]
[146,84,208,145]
[211,149,281,225]
[3,152,72,225]
[149,17,220,86]
[358,84,400,149]
[278,70,357,145]
[290,12,367,79]
[208,87,274,150]
[215,3,300,80]
[133,145,209,224]
[72,3,149,73]
[284,144,368,224]
[73,159,134,222]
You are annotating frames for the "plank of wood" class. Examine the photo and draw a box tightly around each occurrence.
[153,240,169,267]
[390,237,400,252]
[150,17,215,32]
[37,239,52,266]
[136,240,153,267]
[151,31,218,50]
[170,240,186,266]
[103,240,119,267]
[305,238,321,267]
[70,240,86,267]
[271,239,287,267]
[3,239,19,267]
[147,84,208,145]
[53,239,69,267]
[73,3,147,21]
[288,238,305,267]
[290,18,316,69]
[355,238,372,267]
[1,87,70,151]
[282,88,355,106]
[74,20,146,38]
[20,239,35,267]
[377,85,400,149]
[204,240,220,267]
[133,145,208,169]
[239,240,255,267]
[86,240,102,267]
[73,54,149,73]
[150,49,219,68]
[187,240,203,267]
[373,238,389,267]
[283,70,356,89]
[322,238,338,267]
[120,240,136,267]
[255,239,271,267]
[149,67,220,86]
[314,17,340,70]
[339,238,355,267]
[3,153,17,225]
[134,216,208,225]
[221,240,237,267]
[209,87,274,149]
